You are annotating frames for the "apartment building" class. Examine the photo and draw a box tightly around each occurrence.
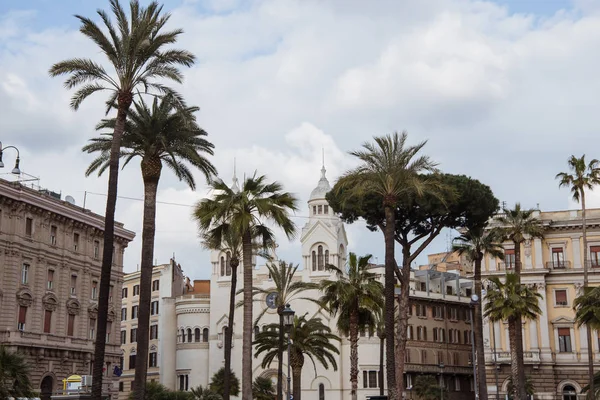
[481,208,600,400]
[118,260,186,400]
[0,179,135,400]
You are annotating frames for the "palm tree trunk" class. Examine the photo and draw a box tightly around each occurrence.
[350,308,359,400]
[473,257,488,399]
[508,317,524,400]
[223,261,238,400]
[91,92,132,400]
[133,171,160,400]
[512,241,526,399]
[277,311,284,400]
[395,253,411,399]
[383,204,397,400]
[581,194,595,400]
[242,230,253,400]
[292,365,302,400]
[379,333,384,395]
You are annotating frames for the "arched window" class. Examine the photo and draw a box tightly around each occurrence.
[181,329,185,343]
[563,385,577,400]
[325,250,329,266]
[312,251,316,271]
[220,257,225,276]
[226,252,232,276]
[338,244,345,268]
[187,328,192,343]
[254,326,260,336]
[195,328,200,342]
[319,383,325,400]
[318,246,324,270]
[203,328,209,342]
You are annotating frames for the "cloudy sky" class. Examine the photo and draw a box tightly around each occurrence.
[1,0,599,280]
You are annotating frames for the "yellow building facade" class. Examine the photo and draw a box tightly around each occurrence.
[481,208,600,400]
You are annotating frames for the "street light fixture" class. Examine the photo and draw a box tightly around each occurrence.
[0,142,21,174]
[282,304,295,400]
[470,294,479,400]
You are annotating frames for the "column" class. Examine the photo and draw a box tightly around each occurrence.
[525,241,533,270]
[537,284,552,361]
[530,319,539,349]
[573,237,582,269]
[494,321,501,350]
[579,325,588,361]
[489,254,497,271]
[533,238,543,269]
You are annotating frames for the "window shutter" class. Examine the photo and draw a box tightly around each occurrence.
[558,328,570,337]
[555,290,567,304]
[591,246,600,252]
[18,306,27,324]
[67,314,75,336]
[44,310,52,333]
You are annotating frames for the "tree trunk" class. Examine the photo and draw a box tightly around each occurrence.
[133,165,161,400]
[473,257,488,400]
[512,241,526,399]
[383,204,397,400]
[395,251,411,399]
[350,308,359,400]
[223,259,239,400]
[277,311,284,400]
[581,195,595,400]
[242,230,253,400]
[508,317,524,400]
[291,364,303,400]
[378,332,384,396]
[91,91,132,400]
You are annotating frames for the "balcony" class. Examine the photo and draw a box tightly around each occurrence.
[486,349,541,364]
[497,262,515,272]
[585,261,600,269]
[546,261,572,270]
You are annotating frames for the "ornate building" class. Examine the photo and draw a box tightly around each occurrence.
[0,179,135,400]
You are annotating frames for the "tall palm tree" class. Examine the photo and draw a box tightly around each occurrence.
[254,316,340,400]
[201,224,245,400]
[484,274,543,400]
[83,96,215,398]
[50,2,195,398]
[319,252,384,400]
[557,155,600,399]
[252,261,318,400]
[574,285,600,399]
[193,175,298,399]
[492,203,543,399]
[0,346,33,399]
[335,132,438,399]
[453,227,504,399]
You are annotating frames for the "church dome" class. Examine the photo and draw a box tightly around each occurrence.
[309,166,331,201]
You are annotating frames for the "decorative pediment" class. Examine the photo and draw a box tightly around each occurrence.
[150,344,157,351]
[88,304,98,319]
[551,316,575,325]
[66,299,81,315]
[16,288,33,307]
[107,310,115,322]
[216,314,229,330]
[42,293,58,311]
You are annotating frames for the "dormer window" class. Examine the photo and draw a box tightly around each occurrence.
[318,205,322,214]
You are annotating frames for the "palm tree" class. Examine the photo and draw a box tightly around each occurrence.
[412,375,443,400]
[557,155,600,399]
[492,203,543,399]
[582,371,600,399]
[253,377,276,400]
[252,261,319,400]
[254,316,340,400]
[83,96,216,397]
[319,252,384,400]
[452,227,504,399]
[50,2,195,398]
[574,285,600,399]
[484,274,543,400]
[374,311,385,396]
[193,175,298,399]
[335,132,438,399]
[0,346,33,399]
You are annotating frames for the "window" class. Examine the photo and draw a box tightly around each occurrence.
[105,321,112,342]
[406,374,413,390]
[149,352,157,368]
[555,289,568,306]
[405,349,411,362]
[178,375,189,391]
[407,304,412,316]
[152,279,160,291]
[417,326,427,341]
[362,371,378,388]
[151,325,159,340]
[70,275,77,295]
[203,328,209,342]
[591,246,600,267]
[132,305,139,319]
[119,382,124,392]
[67,314,75,336]
[450,308,458,320]
[122,287,128,299]
[89,318,96,339]
[419,281,427,291]
[44,310,52,333]
[464,330,472,344]
[324,205,329,214]
[25,217,33,237]
[121,308,127,321]
[109,285,113,302]
[563,385,577,400]
[21,263,29,284]
[312,251,317,271]
[552,247,565,268]
[226,252,232,276]
[73,233,79,251]
[407,325,413,340]
[433,328,438,342]
[437,351,444,364]
[254,326,260,336]
[130,328,138,343]
[504,248,515,269]
[421,349,428,363]
[454,376,461,391]
[433,306,444,319]
[220,256,225,276]
[187,328,192,342]
[50,225,57,245]
[318,245,324,270]
[313,206,317,215]
[91,281,98,300]
[319,383,325,400]
[195,328,200,342]
[129,354,136,369]
[151,301,159,315]
[453,352,459,366]
[133,285,140,296]
[93,240,100,259]
[558,328,572,352]
[325,250,329,265]
[47,269,54,290]
[120,330,127,344]
[318,205,322,214]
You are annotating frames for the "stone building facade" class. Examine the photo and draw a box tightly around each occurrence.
[0,179,135,400]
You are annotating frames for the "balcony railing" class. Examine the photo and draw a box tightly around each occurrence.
[546,261,571,270]
[585,261,600,269]
[497,262,515,271]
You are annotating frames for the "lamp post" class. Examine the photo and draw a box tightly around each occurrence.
[438,361,444,400]
[0,142,21,175]
[490,317,500,400]
[470,294,479,400]
[282,304,295,400]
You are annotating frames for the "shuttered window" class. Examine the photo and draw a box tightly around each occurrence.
[18,306,27,330]
[555,290,568,306]
[44,310,52,333]
[67,314,75,336]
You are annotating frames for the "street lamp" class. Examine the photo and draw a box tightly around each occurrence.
[470,294,479,400]
[0,142,21,174]
[282,304,295,400]
[438,362,444,400]
[490,316,500,400]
